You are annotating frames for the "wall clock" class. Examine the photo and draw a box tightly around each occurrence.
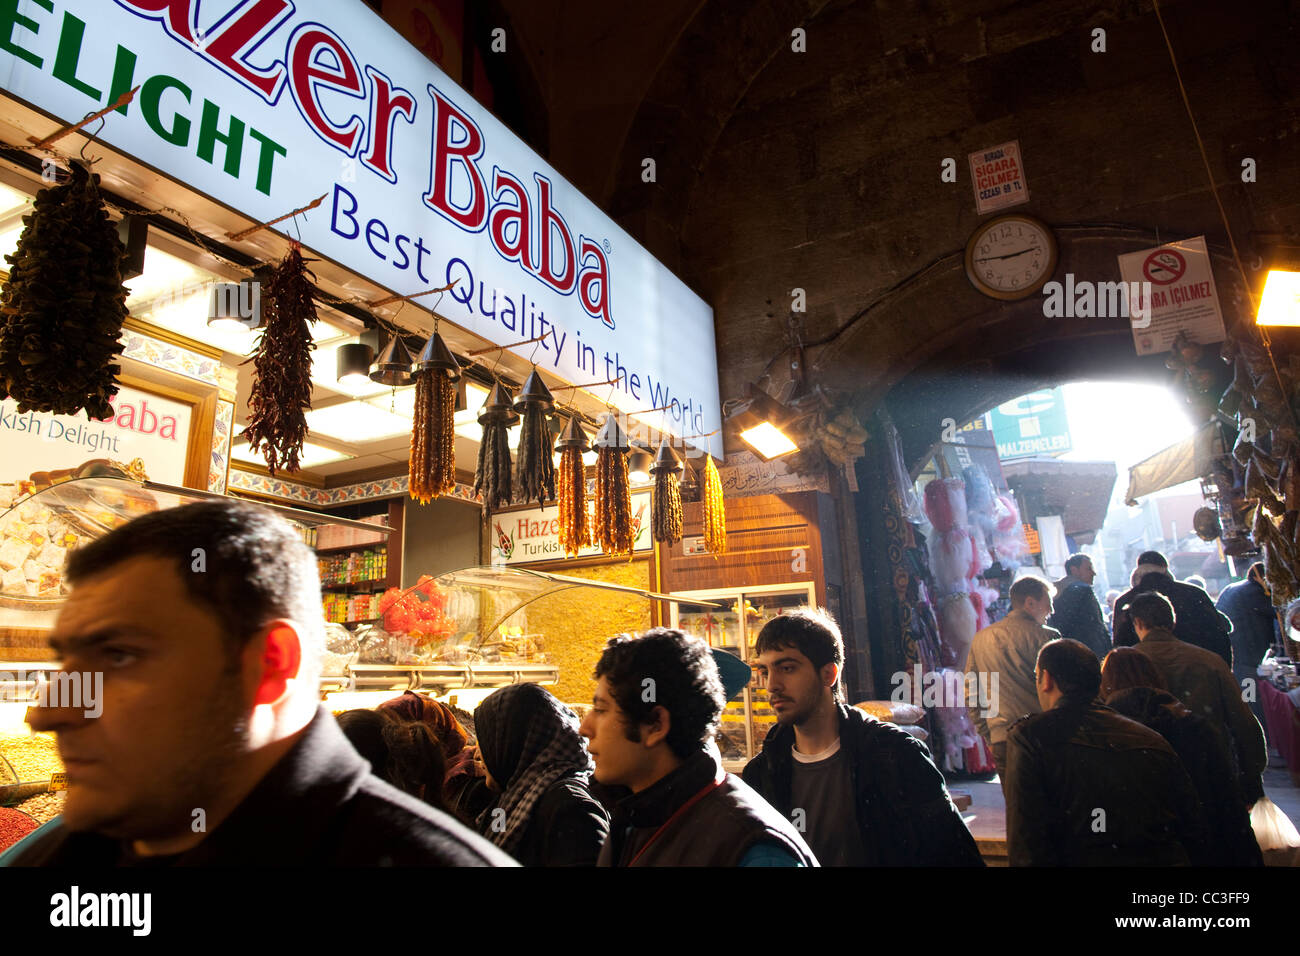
[964,214,1058,300]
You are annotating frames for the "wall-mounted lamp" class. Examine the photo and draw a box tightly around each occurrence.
[1256,269,1300,326]
[727,384,799,460]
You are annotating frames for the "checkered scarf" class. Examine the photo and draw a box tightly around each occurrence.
[474,683,594,854]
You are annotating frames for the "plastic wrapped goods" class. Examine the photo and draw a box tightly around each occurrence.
[924,478,968,533]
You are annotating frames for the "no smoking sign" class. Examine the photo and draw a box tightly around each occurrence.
[1143,249,1187,285]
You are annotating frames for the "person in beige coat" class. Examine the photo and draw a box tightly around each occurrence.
[967,577,1060,785]
[1125,591,1267,805]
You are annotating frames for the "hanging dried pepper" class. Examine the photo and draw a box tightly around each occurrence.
[556,416,591,556]
[513,369,555,508]
[410,368,456,502]
[473,382,516,511]
[703,454,727,554]
[651,440,683,544]
[595,414,634,555]
[241,244,316,474]
[0,161,128,419]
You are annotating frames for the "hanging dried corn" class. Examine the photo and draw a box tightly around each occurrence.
[651,439,683,544]
[703,453,727,554]
[555,416,591,556]
[242,243,317,474]
[473,382,517,511]
[594,413,634,554]
[409,329,460,502]
[0,161,128,419]
[513,368,555,507]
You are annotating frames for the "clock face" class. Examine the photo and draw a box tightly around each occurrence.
[965,215,1057,300]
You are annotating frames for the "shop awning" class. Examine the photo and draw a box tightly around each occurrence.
[1123,422,1220,505]
[1002,459,1118,544]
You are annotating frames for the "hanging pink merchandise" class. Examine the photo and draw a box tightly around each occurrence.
[924,478,968,532]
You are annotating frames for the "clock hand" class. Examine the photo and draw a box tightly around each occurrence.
[975,247,1040,263]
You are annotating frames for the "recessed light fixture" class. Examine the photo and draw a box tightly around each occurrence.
[1256,269,1300,327]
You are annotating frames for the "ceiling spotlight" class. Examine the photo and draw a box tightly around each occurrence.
[1256,269,1300,327]
[370,334,414,386]
[207,281,260,333]
[727,384,799,461]
[336,342,375,389]
[628,448,653,485]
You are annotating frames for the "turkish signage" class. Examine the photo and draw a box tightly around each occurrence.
[1117,236,1226,355]
[490,489,653,565]
[0,384,192,485]
[968,140,1029,214]
[0,1,720,454]
[989,388,1072,459]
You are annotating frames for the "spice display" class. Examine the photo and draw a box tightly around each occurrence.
[651,439,683,544]
[13,792,63,825]
[0,807,37,851]
[241,244,317,474]
[594,413,634,555]
[472,382,516,511]
[0,731,61,781]
[703,454,727,554]
[409,370,457,502]
[0,161,128,419]
[513,369,555,508]
[555,416,591,556]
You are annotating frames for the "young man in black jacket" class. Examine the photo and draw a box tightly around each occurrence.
[743,609,983,866]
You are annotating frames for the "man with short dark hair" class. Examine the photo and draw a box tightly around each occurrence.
[579,628,816,866]
[1216,562,1280,734]
[1048,553,1109,659]
[968,577,1059,785]
[742,609,982,866]
[1005,638,1208,866]
[1127,591,1267,806]
[3,501,513,867]
[1112,550,1233,665]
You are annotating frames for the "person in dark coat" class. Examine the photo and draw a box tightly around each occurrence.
[336,708,452,813]
[1216,563,1280,734]
[1005,638,1208,867]
[1048,553,1110,659]
[1112,550,1233,666]
[1100,648,1263,867]
[744,609,983,866]
[474,682,610,866]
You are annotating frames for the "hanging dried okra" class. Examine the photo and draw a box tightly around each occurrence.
[0,161,128,419]
[594,413,634,555]
[473,382,517,511]
[555,416,591,556]
[242,243,317,474]
[703,454,727,554]
[651,439,683,544]
[410,330,460,502]
[513,368,555,507]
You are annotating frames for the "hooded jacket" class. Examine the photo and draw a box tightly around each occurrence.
[1105,687,1262,866]
[1005,695,1208,866]
[742,703,984,866]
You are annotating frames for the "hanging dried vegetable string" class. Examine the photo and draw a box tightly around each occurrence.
[651,440,683,544]
[241,243,316,474]
[556,416,591,556]
[595,413,634,554]
[410,328,459,502]
[703,454,727,554]
[473,382,516,511]
[513,368,555,508]
[0,161,128,419]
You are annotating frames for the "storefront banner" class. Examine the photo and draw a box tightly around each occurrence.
[491,489,653,565]
[1118,236,1226,356]
[0,1,720,453]
[0,384,191,485]
[989,388,1073,459]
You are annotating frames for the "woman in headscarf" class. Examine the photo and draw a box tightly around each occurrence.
[377,690,491,824]
[1100,648,1263,867]
[473,682,609,866]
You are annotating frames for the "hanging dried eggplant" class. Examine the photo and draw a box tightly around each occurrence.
[513,369,555,508]
[555,416,591,556]
[0,161,128,419]
[594,413,634,555]
[241,244,317,474]
[651,439,683,544]
[410,331,460,502]
[703,453,727,554]
[473,382,516,512]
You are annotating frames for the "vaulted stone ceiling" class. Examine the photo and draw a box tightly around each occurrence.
[495,0,1300,454]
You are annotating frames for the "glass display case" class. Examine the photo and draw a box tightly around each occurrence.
[672,583,817,769]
